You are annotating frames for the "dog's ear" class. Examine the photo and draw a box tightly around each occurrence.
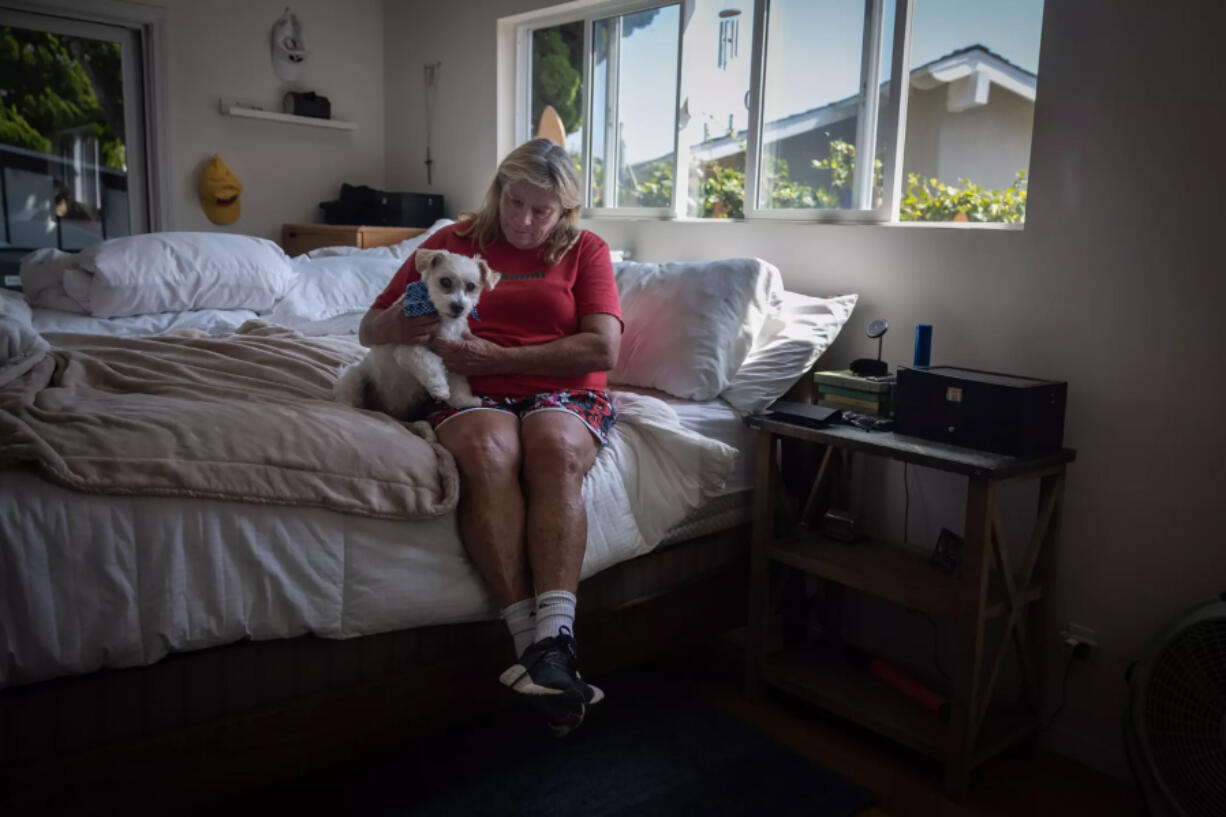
[414,249,444,276]
[477,257,501,291]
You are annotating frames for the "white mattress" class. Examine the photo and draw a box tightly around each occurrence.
[0,395,748,690]
[3,308,755,689]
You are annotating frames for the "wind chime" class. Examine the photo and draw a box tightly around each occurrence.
[424,61,440,184]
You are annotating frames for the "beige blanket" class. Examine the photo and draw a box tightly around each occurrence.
[0,321,459,520]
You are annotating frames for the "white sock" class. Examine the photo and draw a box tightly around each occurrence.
[534,589,577,643]
[501,598,536,658]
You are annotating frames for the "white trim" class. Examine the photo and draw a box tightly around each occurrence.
[581,17,594,206]
[668,1,685,219]
[880,0,913,222]
[582,206,673,219]
[851,0,885,210]
[602,14,622,206]
[515,25,533,145]
[742,0,768,213]
[910,48,1037,108]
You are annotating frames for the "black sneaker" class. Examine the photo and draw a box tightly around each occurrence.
[499,627,604,736]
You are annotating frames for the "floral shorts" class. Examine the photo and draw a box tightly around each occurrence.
[424,388,617,446]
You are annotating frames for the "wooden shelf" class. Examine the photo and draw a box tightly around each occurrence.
[219,100,357,131]
[761,642,1036,768]
[751,416,1075,480]
[768,531,1043,621]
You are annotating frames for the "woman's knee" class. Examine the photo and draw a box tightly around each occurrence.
[444,425,521,480]
[521,420,596,485]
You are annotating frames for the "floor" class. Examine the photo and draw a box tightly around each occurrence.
[210,641,1143,817]
[694,645,1144,817]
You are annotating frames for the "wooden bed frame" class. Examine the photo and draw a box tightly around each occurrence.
[0,525,751,813]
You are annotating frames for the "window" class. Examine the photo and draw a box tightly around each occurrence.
[515,0,1043,225]
[1,4,165,281]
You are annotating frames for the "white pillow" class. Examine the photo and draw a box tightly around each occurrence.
[720,291,858,416]
[610,258,782,401]
[70,232,294,318]
[269,255,402,326]
[0,289,49,387]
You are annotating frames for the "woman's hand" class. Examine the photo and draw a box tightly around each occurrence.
[358,296,440,347]
[428,331,506,376]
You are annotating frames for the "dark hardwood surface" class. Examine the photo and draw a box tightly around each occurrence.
[208,641,1142,817]
[695,643,1142,817]
[750,416,1075,480]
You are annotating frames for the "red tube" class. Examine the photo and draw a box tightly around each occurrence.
[869,658,949,721]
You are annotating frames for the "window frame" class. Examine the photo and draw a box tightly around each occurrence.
[515,0,1035,228]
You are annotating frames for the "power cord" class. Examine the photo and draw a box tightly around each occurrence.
[1042,640,1091,731]
[902,462,910,545]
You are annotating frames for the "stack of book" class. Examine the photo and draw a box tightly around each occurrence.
[814,370,894,416]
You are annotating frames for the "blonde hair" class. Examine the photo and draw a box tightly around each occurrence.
[456,138,581,265]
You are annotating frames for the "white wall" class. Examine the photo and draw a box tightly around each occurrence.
[383,0,1226,779]
[149,0,386,241]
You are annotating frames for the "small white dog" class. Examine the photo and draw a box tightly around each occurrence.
[334,249,500,417]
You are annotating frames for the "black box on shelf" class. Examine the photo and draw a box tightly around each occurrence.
[283,91,331,119]
[373,192,445,227]
[894,366,1067,455]
[319,186,444,227]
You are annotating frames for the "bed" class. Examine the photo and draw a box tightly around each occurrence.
[0,228,855,810]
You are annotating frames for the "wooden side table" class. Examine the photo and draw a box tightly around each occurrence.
[281,223,426,257]
[745,417,1075,795]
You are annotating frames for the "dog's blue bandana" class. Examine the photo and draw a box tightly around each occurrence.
[403,280,479,321]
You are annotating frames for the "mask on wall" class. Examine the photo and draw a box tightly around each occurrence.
[270,8,307,83]
[198,156,242,225]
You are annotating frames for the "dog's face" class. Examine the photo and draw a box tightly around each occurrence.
[414,249,500,320]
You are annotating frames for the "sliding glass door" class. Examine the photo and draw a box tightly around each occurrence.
[1,8,150,278]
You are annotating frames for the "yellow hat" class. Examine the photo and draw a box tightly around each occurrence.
[199,156,242,225]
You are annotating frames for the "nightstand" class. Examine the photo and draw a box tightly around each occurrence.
[745,416,1075,794]
[281,223,426,257]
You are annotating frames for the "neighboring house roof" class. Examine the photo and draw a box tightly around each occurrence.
[688,44,1037,164]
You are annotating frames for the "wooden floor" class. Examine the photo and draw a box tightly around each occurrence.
[689,644,1144,817]
[208,640,1143,817]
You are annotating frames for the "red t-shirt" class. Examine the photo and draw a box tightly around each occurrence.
[371,223,622,398]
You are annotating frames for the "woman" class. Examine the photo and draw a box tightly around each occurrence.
[358,139,622,736]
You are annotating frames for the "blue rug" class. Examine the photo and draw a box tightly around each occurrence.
[362,663,877,817]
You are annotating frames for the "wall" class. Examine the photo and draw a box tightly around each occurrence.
[147,0,386,241]
[383,0,1226,780]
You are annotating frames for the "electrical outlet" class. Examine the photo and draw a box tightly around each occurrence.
[1060,622,1097,657]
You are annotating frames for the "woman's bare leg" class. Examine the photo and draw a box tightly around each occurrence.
[519,411,600,595]
[436,410,531,607]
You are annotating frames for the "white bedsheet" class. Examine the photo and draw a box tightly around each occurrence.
[0,389,740,689]
[657,393,754,494]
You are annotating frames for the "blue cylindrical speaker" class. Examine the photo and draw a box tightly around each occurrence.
[913,324,932,367]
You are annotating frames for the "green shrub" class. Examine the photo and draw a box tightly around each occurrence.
[899,171,1027,223]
